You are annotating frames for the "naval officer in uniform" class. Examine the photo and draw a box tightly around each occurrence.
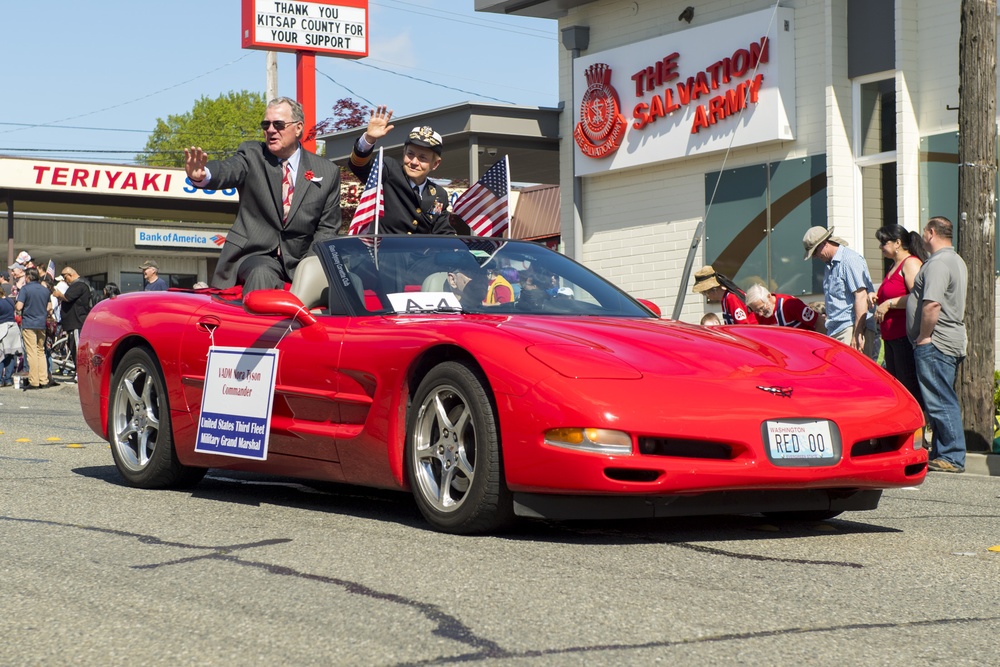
[348,105,455,235]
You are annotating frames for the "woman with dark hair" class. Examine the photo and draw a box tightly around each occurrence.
[102,283,121,300]
[871,224,927,403]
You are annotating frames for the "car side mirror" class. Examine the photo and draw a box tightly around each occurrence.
[244,290,318,326]
[637,298,661,318]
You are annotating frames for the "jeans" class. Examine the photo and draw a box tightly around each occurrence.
[914,343,965,467]
[1,353,15,385]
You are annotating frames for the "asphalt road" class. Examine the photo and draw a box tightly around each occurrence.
[2,382,999,666]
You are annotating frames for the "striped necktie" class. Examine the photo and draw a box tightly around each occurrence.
[281,160,294,224]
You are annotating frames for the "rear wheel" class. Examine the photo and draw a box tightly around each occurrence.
[406,361,513,534]
[108,348,205,488]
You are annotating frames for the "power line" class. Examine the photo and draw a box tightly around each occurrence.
[0,53,255,136]
[373,0,556,39]
[338,61,516,104]
[316,70,375,107]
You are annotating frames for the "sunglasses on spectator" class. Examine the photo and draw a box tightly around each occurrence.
[260,120,297,131]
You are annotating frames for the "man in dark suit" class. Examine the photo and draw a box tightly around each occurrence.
[348,105,454,235]
[184,97,342,292]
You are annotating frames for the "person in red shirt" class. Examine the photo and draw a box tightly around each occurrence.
[870,224,927,404]
[691,265,757,324]
[745,284,824,331]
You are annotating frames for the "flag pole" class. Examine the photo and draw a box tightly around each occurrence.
[504,155,511,240]
[373,146,383,236]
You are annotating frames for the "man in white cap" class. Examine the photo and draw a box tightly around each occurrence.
[803,226,878,359]
[349,105,454,235]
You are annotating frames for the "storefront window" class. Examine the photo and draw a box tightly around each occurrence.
[859,162,897,280]
[84,273,107,293]
[854,74,897,281]
[919,131,1000,273]
[857,79,896,157]
[704,155,826,296]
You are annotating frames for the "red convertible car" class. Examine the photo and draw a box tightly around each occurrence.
[78,236,926,533]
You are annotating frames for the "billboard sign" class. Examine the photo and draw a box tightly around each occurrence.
[241,0,369,57]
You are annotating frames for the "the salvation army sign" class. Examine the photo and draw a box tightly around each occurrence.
[242,0,368,57]
[572,6,795,176]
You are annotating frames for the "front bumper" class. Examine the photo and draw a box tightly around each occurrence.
[513,488,884,520]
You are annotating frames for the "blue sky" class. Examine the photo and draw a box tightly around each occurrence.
[0,1,558,164]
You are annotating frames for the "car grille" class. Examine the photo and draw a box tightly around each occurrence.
[637,437,733,460]
[850,436,902,457]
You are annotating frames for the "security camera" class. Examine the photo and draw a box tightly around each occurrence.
[487,148,497,157]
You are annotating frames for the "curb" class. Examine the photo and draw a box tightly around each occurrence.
[965,452,1000,477]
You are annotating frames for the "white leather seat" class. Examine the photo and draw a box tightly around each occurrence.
[290,255,329,310]
[421,271,449,292]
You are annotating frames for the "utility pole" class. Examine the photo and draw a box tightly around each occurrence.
[956,0,997,451]
[266,52,278,101]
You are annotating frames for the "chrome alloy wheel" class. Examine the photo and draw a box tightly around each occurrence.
[111,362,162,473]
[411,383,477,513]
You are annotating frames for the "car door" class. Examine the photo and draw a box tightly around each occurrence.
[178,299,348,462]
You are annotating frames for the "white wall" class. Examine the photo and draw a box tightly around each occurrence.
[559,0,827,322]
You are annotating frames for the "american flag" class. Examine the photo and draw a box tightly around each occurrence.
[349,147,384,235]
[453,156,510,237]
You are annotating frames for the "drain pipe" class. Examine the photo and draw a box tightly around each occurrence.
[561,25,589,262]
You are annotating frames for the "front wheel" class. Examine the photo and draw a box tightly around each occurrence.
[108,347,205,488]
[406,361,513,534]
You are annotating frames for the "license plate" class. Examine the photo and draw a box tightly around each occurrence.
[765,419,835,460]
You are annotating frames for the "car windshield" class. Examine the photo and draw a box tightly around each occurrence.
[316,236,654,318]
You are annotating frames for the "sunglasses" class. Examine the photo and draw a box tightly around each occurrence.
[260,120,297,131]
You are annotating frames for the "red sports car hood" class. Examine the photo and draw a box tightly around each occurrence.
[487,316,917,431]
[499,316,872,385]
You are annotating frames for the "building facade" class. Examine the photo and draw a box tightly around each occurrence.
[480,0,999,354]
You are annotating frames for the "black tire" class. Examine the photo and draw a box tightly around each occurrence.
[762,510,843,522]
[108,347,205,488]
[405,361,513,534]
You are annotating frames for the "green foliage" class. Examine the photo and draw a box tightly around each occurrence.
[136,91,267,167]
[994,370,1000,413]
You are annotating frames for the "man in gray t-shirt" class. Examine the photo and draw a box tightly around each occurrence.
[906,216,967,473]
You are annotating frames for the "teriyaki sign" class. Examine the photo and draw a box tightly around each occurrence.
[242,0,369,57]
[572,6,795,176]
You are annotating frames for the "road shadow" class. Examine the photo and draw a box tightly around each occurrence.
[73,464,904,546]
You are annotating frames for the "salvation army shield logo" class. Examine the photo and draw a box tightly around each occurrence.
[573,63,628,159]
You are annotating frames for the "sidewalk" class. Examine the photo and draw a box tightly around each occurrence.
[965,452,1000,477]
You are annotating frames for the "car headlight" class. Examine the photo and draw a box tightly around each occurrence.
[544,428,633,455]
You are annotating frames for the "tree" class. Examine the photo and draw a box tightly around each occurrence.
[956,0,997,451]
[137,91,267,167]
[315,97,371,136]
[315,98,371,227]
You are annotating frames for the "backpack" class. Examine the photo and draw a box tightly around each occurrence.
[78,278,101,314]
